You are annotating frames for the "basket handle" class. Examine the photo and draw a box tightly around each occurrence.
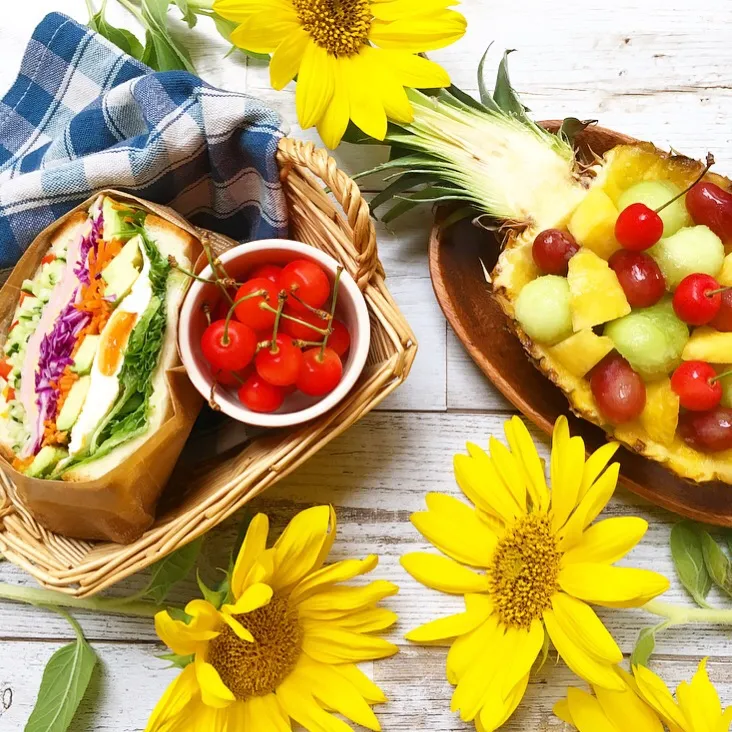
[276,137,379,289]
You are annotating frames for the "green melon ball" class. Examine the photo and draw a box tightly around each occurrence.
[648,225,725,289]
[515,275,573,345]
[604,298,689,379]
[618,180,692,237]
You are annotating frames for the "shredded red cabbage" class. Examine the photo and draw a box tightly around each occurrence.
[73,212,103,286]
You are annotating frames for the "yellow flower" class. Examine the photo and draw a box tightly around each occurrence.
[555,659,732,732]
[146,505,398,731]
[213,0,466,147]
[400,416,670,731]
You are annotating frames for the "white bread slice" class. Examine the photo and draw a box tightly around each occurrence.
[61,213,195,482]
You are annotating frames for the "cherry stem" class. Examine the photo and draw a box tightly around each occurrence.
[202,302,212,326]
[269,293,287,354]
[656,152,715,213]
[260,304,329,334]
[293,339,325,348]
[223,291,266,345]
[208,382,221,411]
[320,267,343,358]
[710,368,732,384]
[215,369,246,386]
[706,286,731,297]
[202,243,234,305]
[288,290,331,321]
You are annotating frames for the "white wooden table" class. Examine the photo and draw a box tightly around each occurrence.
[2,1,732,729]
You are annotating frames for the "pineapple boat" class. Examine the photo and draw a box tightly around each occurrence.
[356,53,732,484]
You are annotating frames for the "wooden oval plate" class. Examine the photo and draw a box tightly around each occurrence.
[429,122,732,526]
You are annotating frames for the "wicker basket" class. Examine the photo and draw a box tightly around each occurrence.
[0,137,417,597]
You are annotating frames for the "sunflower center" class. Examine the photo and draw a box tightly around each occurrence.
[293,0,372,56]
[488,514,561,630]
[207,595,302,699]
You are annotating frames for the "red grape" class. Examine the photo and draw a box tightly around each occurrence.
[297,347,343,396]
[590,353,646,424]
[255,334,303,386]
[672,273,722,325]
[249,264,283,284]
[710,290,732,332]
[686,181,732,245]
[234,278,280,331]
[532,229,579,275]
[671,360,722,411]
[238,374,285,413]
[608,250,666,308]
[327,319,350,358]
[280,307,328,340]
[615,203,664,251]
[281,260,330,312]
[201,320,257,372]
[678,408,732,452]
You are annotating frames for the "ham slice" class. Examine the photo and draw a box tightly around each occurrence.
[18,215,91,456]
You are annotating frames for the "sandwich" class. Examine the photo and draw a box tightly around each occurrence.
[0,195,194,481]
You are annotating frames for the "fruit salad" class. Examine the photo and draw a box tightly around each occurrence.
[494,144,732,483]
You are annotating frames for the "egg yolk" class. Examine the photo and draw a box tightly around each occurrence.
[98,311,137,376]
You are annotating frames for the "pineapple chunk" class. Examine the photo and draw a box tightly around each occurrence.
[639,377,680,446]
[682,327,732,363]
[718,253,732,286]
[548,329,614,377]
[567,188,621,259]
[567,249,631,331]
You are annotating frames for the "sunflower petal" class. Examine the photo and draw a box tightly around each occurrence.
[302,626,398,664]
[579,441,620,501]
[229,8,300,53]
[344,53,388,140]
[277,675,353,732]
[369,11,467,53]
[550,416,585,530]
[155,606,220,657]
[478,672,530,732]
[553,696,575,726]
[219,613,254,642]
[194,654,235,708]
[677,658,722,730]
[594,673,666,732]
[446,613,500,685]
[213,0,293,22]
[144,664,198,732]
[295,43,335,130]
[633,663,689,730]
[370,0,459,21]
[290,555,378,605]
[270,28,310,90]
[333,664,387,704]
[297,580,399,618]
[558,563,670,608]
[221,582,273,617]
[563,517,648,565]
[334,607,398,633]
[243,694,290,732]
[488,437,528,512]
[565,687,620,732]
[401,552,490,594]
[231,513,270,599]
[405,595,492,643]
[503,416,550,512]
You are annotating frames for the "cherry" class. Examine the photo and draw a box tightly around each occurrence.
[212,291,236,321]
[281,260,330,312]
[686,181,732,245]
[327,319,351,358]
[671,361,722,411]
[672,273,723,325]
[615,203,664,251]
[590,353,646,424]
[233,278,280,331]
[532,229,580,275]
[710,290,732,332]
[255,334,304,386]
[201,320,257,372]
[238,374,285,413]
[678,408,732,452]
[608,250,666,308]
[212,367,248,387]
[280,307,328,340]
[249,264,283,284]
[297,347,343,396]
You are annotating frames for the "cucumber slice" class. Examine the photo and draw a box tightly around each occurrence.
[26,445,68,478]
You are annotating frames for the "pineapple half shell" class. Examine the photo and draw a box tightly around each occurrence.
[493,142,732,484]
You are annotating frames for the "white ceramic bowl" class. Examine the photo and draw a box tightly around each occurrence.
[178,240,371,428]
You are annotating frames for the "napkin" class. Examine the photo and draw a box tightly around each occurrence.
[0,12,288,270]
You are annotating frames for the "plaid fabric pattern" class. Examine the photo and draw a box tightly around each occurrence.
[0,12,288,269]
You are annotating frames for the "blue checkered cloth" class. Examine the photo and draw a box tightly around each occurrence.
[0,12,288,269]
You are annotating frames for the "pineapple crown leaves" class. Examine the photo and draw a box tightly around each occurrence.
[349,49,596,226]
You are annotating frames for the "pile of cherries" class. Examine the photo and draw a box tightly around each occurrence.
[531,160,732,453]
[200,258,350,413]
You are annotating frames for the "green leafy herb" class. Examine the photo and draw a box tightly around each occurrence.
[143,537,204,604]
[670,521,713,609]
[25,611,97,732]
[631,621,671,668]
[197,569,226,609]
[87,0,144,60]
[701,531,732,597]
[173,0,198,28]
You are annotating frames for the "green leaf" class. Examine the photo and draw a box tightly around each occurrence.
[440,205,478,231]
[394,185,470,204]
[197,569,226,609]
[143,537,203,604]
[351,154,447,182]
[670,521,713,608]
[370,173,439,212]
[701,531,732,597]
[167,607,194,623]
[25,611,97,732]
[493,50,531,121]
[158,652,194,669]
[381,198,422,224]
[631,621,670,668]
[210,14,270,60]
[476,46,501,113]
[88,0,144,59]
[140,0,195,72]
[559,117,597,146]
[173,0,197,28]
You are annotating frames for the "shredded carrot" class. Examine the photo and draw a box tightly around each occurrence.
[42,418,68,448]
[74,237,122,337]
[12,455,34,472]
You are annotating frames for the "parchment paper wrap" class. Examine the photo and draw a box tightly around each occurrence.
[0,190,204,543]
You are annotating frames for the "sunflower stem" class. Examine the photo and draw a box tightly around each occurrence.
[0,582,164,617]
[643,598,732,625]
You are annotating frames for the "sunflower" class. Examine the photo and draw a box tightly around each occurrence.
[400,416,670,731]
[555,659,732,732]
[146,505,398,731]
[213,0,466,147]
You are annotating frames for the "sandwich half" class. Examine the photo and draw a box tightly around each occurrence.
[0,195,194,481]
